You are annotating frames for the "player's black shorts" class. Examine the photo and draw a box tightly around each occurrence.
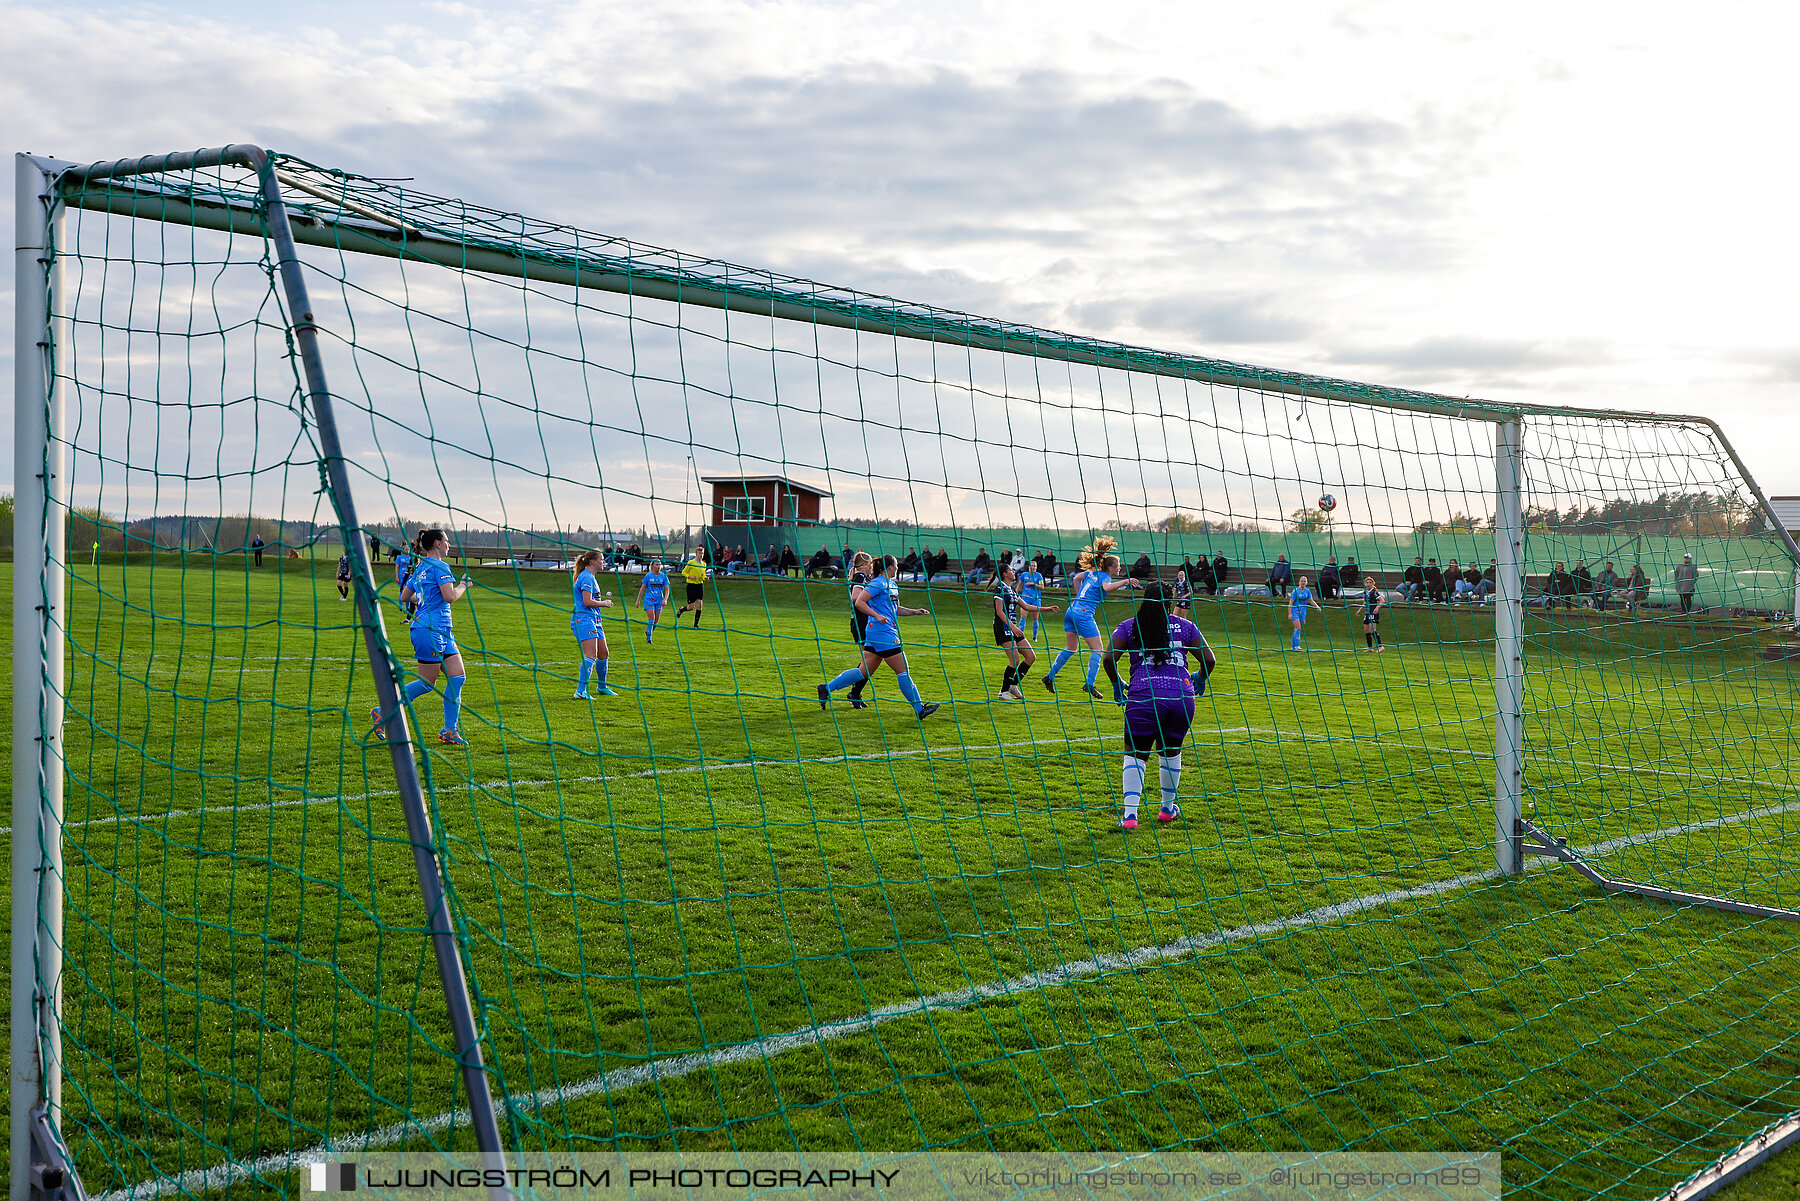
[685,582,705,602]
[1362,611,1381,625]
[993,618,1026,646]
[867,644,906,659]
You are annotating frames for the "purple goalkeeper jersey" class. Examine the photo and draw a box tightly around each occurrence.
[1112,615,1207,701]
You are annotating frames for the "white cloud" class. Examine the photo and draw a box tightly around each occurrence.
[4,0,1798,517]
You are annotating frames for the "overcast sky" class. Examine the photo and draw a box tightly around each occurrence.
[6,0,1799,507]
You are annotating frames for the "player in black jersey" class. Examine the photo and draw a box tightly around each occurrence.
[845,551,875,708]
[1359,575,1386,652]
[991,562,1058,701]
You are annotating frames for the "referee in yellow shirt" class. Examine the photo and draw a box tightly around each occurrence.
[674,552,709,628]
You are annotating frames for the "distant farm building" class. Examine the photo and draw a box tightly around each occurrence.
[1770,496,1800,535]
[702,474,832,558]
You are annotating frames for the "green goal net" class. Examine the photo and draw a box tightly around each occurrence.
[12,147,1800,1199]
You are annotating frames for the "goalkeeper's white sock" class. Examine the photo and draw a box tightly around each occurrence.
[1159,751,1182,812]
[1122,756,1146,820]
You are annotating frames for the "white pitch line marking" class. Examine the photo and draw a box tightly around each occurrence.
[96,791,1800,1201]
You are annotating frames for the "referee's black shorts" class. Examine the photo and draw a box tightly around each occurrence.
[685,582,705,603]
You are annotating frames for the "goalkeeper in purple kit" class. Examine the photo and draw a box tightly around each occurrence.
[1101,583,1215,831]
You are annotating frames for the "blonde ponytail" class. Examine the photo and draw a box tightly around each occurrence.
[1076,535,1118,572]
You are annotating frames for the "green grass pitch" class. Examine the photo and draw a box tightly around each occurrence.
[6,556,1800,1198]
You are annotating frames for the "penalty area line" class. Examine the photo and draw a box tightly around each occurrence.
[96,793,1800,1201]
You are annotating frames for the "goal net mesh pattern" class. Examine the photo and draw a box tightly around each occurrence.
[21,153,1800,1198]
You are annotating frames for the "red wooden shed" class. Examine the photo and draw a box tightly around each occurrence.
[703,475,832,527]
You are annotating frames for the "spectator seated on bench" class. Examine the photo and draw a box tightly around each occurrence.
[899,550,924,582]
[1398,558,1425,600]
[1572,559,1593,607]
[1533,563,1576,609]
[1267,554,1294,598]
[1594,562,1620,611]
[1422,558,1446,602]
[804,546,836,578]
[964,549,993,585]
[1192,556,1218,595]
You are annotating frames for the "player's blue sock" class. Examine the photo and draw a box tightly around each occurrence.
[1031,620,1040,640]
[443,673,465,732]
[1291,629,1302,650]
[894,671,925,713]
[595,658,609,689]
[1121,756,1145,819]
[1046,649,1074,680]
[1085,653,1102,688]
[578,658,594,691]
[827,667,865,693]
[403,677,434,704]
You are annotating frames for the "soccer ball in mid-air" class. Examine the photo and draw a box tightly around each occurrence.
[1318,494,1337,513]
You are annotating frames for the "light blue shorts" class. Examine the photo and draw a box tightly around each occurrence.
[572,614,605,643]
[1063,608,1100,639]
[862,625,902,654]
[410,624,459,664]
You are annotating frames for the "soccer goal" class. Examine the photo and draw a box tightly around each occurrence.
[14,146,1800,1199]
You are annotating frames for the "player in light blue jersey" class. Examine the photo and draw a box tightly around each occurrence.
[1019,558,1047,641]
[1287,574,1322,651]
[818,554,939,720]
[1042,536,1139,698]
[635,562,671,644]
[571,549,618,697]
[370,528,474,746]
